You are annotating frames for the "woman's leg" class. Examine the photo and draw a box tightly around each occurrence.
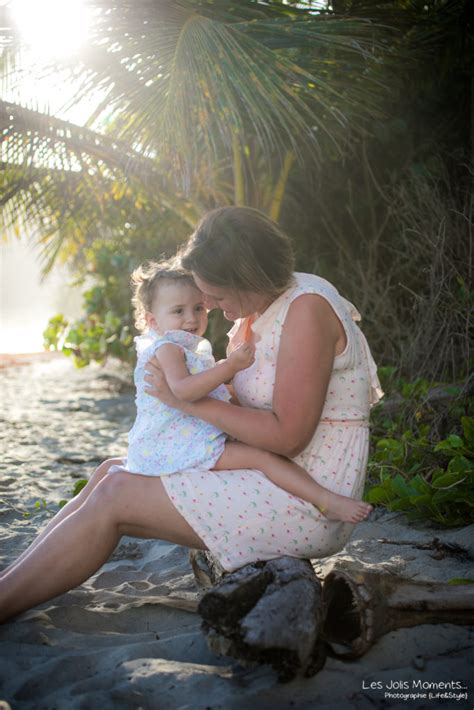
[216,442,372,523]
[0,458,122,578]
[0,472,206,623]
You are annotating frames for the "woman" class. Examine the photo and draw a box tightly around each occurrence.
[0,206,382,622]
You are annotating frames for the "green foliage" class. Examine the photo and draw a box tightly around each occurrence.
[72,479,88,497]
[44,301,134,368]
[58,479,89,509]
[23,480,89,514]
[377,367,433,400]
[43,246,145,368]
[42,214,233,364]
[43,204,190,366]
[22,498,48,518]
[448,578,474,585]
[366,378,474,527]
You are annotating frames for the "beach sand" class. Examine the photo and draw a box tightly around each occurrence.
[0,357,472,709]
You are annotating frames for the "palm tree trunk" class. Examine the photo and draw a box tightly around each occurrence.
[269,151,295,222]
[232,134,245,206]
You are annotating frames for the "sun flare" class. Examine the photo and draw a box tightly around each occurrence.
[10,0,90,58]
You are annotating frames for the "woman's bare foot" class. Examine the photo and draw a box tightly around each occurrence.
[316,489,372,523]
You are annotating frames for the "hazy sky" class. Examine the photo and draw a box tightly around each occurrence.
[1,0,98,353]
[0,240,82,353]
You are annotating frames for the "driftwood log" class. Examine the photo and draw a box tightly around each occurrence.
[190,541,474,680]
[190,551,327,681]
[321,559,474,659]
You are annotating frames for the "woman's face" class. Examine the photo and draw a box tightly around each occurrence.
[192,274,271,321]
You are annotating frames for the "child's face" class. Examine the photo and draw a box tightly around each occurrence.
[146,280,208,336]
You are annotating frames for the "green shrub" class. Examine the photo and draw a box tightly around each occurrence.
[366,376,473,527]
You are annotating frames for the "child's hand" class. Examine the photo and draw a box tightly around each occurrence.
[227,342,256,373]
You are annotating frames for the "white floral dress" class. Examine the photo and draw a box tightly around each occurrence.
[121,330,229,475]
[161,273,383,571]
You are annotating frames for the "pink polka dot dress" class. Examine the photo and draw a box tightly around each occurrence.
[161,273,383,571]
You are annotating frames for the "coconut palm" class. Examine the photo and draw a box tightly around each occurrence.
[1,0,395,270]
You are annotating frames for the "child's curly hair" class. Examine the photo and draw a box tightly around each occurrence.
[130,257,196,332]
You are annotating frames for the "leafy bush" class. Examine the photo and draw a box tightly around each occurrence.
[366,373,474,527]
[44,308,134,368]
[43,242,135,366]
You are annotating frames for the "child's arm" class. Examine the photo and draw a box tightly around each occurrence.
[154,341,255,402]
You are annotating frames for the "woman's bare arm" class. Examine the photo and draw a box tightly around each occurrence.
[145,295,342,457]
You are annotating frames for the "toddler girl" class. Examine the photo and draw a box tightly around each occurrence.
[118,259,372,524]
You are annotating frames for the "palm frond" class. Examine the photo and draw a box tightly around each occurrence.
[37,2,397,169]
[1,0,444,274]
[0,99,203,272]
[0,100,200,222]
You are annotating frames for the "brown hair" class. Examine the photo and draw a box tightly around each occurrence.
[130,258,196,332]
[180,207,295,297]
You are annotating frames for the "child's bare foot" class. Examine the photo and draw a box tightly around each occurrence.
[316,490,372,523]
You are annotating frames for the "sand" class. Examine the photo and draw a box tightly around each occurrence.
[0,356,473,709]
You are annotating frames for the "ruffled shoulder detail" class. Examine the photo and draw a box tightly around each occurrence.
[135,330,212,359]
[248,272,354,339]
[134,332,161,357]
[280,273,363,334]
[287,274,383,406]
[357,329,384,406]
[288,274,383,406]
[226,272,383,407]
[162,330,212,356]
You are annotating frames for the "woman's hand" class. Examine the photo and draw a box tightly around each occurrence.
[144,357,185,409]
